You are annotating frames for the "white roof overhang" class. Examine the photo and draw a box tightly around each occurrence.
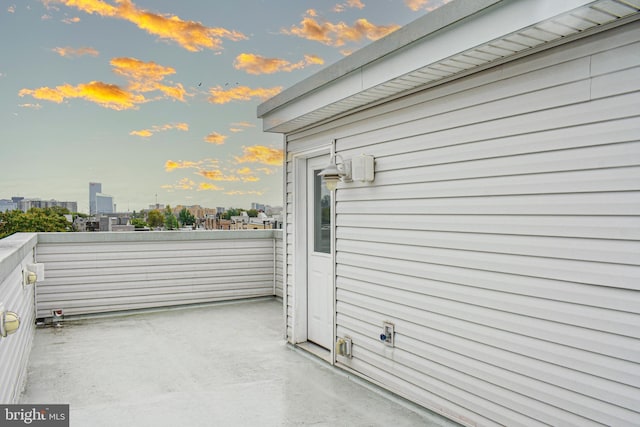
[257,0,640,134]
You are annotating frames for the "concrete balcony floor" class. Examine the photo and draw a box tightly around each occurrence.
[20,298,449,427]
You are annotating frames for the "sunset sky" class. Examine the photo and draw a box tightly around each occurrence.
[1,0,450,213]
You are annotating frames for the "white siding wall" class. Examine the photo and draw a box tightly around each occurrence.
[0,234,37,404]
[275,235,284,298]
[36,231,282,318]
[285,22,640,426]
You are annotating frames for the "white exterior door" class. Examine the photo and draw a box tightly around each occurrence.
[306,156,333,349]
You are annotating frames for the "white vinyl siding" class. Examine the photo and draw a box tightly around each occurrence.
[275,235,284,298]
[0,234,37,404]
[36,231,282,318]
[284,21,640,427]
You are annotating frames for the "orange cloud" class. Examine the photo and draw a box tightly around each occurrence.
[62,16,81,24]
[281,10,399,47]
[45,0,117,16]
[111,57,186,101]
[130,122,189,138]
[162,178,195,190]
[130,129,153,137]
[237,167,252,175]
[197,170,240,182]
[204,132,227,145]
[19,57,185,109]
[256,167,277,175]
[242,176,260,183]
[207,85,282,104]
[48,0,246,51]
[232,121,254,128]
[404,0,452,12]
[224,190,264,196]
[18,81,145,110]
[235,145,283,166]
[18,103,43,110]
[234,53,324,75]
[333,0,365,12]
[8,5,16,13]
[165,160,201,171]
[229,122,255,133]
[165,159,219,172]
[198,183,223,191]
[53,46,99,57]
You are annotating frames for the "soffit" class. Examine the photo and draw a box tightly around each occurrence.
[258,0,640,134]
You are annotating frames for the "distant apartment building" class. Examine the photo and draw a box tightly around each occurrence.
[0,199,17,212]
[266,205,282,216]
[251,202,266,211]
[172,205,216,219]
[3,197,78,213]
[75,214,132,232]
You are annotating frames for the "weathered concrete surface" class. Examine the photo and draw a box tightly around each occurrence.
[21,298,456,427]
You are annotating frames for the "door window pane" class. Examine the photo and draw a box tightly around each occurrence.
[314,170,331,253]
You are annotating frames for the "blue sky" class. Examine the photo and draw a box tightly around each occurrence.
[1,0,449,213]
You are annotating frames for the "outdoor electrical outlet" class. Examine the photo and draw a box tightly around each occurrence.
[337,337,353,358]
[380,321,395,347]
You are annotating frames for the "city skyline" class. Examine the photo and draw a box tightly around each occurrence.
[0,191,279,214]
[1,0,449,213]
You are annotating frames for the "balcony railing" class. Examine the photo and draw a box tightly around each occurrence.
[0,230,283,404]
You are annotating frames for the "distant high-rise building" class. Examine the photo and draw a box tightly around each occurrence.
[90,182,114,215]
[89,182,102,215]
[96,193,114,214]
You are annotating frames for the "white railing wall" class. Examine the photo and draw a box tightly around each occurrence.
[35,230,284,318]
[0,233,37,404]
[275,235,284,298]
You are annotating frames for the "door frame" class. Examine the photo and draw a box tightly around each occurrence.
[290,143,335,364]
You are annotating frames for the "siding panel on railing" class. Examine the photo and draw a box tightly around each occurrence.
[36,231,281,318]
[275,235,284,298]
[0,234,37,404]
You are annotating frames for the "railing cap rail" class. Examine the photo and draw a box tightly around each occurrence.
[36,230,282,244]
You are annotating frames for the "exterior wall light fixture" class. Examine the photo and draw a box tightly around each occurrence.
[318,154,352,191]
[0,304,20,338]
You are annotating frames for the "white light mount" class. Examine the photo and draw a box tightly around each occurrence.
[351,154,375,183]
[23,263,45,287]
[318,140,375,191]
